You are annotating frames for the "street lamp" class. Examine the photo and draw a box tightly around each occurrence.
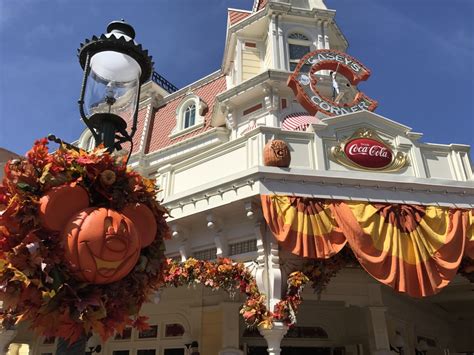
[77,19,153,153]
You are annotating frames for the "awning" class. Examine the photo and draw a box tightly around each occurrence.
[281,112,320,131]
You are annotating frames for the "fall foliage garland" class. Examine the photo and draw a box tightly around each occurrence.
[163,257,309,329]
[0,139,170,343]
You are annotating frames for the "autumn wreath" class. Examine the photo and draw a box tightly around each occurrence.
[0,139,170,343]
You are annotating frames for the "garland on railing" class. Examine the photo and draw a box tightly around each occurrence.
[302,247,358,294]
[0,139,170,343]
[163,257,308,329]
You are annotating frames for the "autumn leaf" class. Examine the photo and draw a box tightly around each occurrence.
[132,316,150,332]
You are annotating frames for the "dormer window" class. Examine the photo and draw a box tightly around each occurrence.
[184,104,196,128]
[171,93,207,138]
[288,32,311,71]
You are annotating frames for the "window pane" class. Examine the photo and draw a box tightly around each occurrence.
[112,351,130,355]
[43,336,55,345]
[114,327,132,340]
[290,62,311,73]
[165,323,185,337]
[184,104,196,128]
[164,349,185,355]
[138,325,158,339]
[137,350,156,355]
[289,44,310,60]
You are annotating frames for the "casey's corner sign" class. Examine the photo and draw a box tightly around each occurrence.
[287,49,378,116]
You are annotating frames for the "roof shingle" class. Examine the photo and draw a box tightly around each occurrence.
[228,9,252,26]
[145,74,227,154]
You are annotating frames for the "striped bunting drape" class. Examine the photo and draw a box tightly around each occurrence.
[261,195,474,298]
[261,195,347,258]
[281,112,320,131]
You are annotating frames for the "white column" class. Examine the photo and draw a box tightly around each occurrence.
[317,19,323,49]
[407,144,428,179]
[157,163,173,200]
[253,220,267,294]
[366,284,391,355]
[277,15,286,71]
[367,306,392,355]
[270,14,279,70]
[259,322,288,355]
[171,224,190,262]
[0,329,17,354]
[263,84,279,127]
[220,302,242,352]
[323,21,330,49]
[236,40,243,84]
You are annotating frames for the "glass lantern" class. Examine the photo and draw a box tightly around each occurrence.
[78,20,153,151]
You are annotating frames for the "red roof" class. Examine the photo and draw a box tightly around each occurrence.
[228,9,252,26]
[144,74,227,154]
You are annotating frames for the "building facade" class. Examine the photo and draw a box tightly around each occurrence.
[8,0,474,354]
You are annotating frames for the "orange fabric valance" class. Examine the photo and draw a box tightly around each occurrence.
[261,195,346,259]
[261,195,474,298]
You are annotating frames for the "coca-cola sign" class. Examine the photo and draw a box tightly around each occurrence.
[330,128,408,172]
[344,138,393,169]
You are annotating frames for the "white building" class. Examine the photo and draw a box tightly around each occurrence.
[11,0,474,354]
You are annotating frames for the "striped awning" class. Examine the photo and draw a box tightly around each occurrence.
[281,112,320,131]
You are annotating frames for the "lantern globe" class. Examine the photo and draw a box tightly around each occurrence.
[84,50,141,128]
[77,19,153,151]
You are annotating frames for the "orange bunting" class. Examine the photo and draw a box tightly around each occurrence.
[261,195,346,258]
[332,202,469,298]
[261,195,473,298]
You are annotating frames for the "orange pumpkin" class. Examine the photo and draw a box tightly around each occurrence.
[263,139,291,167]
[64,208,141,284]
[38,185,158,284]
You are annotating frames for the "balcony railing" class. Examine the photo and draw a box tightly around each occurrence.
[151,71,179,93]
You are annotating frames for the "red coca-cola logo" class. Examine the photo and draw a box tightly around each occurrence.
[344,138,393,169]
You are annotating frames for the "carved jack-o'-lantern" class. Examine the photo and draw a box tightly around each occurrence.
[263,139,291,167]
[38,185,157,284]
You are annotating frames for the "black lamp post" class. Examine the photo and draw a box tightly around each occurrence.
[77,19,153,153]
[55,21,153,355]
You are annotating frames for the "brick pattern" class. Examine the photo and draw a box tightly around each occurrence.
[121,107,148,154]
[228,9,252,26]
[145,74,227,154]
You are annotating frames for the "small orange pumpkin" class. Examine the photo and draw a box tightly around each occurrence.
[39,185,157,284]
[263,139,291,167]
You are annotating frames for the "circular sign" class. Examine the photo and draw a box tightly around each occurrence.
[344,138,393,169]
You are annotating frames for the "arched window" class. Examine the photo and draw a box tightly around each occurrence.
[288,32,312,72]
[184,104,196,129]
[171,94,207,138]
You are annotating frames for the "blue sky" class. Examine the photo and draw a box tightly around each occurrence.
[0,0,473,157]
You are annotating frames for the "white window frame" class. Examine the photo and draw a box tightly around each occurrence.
[287,31,313,71]
[170,94,207,138]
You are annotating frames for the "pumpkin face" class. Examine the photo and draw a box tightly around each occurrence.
[64,208,141,284]
[263,139,291,167]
